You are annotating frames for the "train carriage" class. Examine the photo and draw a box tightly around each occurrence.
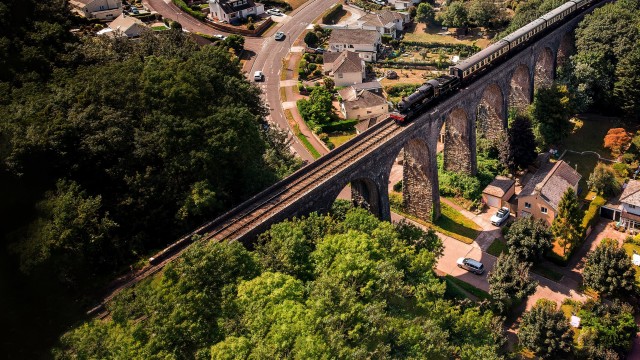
[540,2,577,28]
[503,18,547,51]
[449,40,510,82]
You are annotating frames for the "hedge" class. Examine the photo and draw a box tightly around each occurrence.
[321,119,358,133]
[385,83,421,97]
[400,40,480,54]
[378,60,449,69]
[261,0,292,11]
[172,0,205,20]
[321,3,343,24]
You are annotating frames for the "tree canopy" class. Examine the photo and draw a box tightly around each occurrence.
[416,3,436,25]
[505,216,553,262]
[519,299,573,359]
[1,23,300,286]
[439,2,468,28]
[530,83,573,147]
[507,114,537,172]
[587,163,620,197]
[55,208,504,359]
[551,188,583,256]
[582,238,636,298]
[488,253,538,313]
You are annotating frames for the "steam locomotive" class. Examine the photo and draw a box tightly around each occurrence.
[390,0,597,124]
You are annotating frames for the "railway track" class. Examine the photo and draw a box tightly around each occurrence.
[91,116,403,315]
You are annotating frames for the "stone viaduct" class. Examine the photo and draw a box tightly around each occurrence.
[219,4,589,244]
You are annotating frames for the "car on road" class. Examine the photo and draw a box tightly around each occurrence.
[457,257,485,275]
[213,34,227,40]
[266,8,284,16]
[254,70,264,81]
[490,207,510,226]
[274,31,285,41]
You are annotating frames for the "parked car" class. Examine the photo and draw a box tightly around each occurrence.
[266,8,283,16]
[254,70,264,81]
[274,31,285,41]
[457,257,485,275]
[213,34,227,40]
[490,207,510,226]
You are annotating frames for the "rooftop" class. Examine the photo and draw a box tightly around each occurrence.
[620,179,640,207]
[338,87,387,109]
[359,10,405,27]
[324,50,363,74]
[520,160,581,210]
[483,176,515,198]
[329,28,380,45]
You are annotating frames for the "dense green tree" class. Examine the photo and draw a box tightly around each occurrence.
[570,0,640,114]
[507,115,537,172]
[223,34,245,54]
[12,179,118,284]
[519,299,573,359]
[57,208,504,359]
[439,2,468,29]
[578,300,638,357]
[416,3,436,26]
[583,238,636,298]
[551,188,583,255]
[488,253,538,313]
[304,31,319,47]
[587,163,620,197]
[297,86,335,128]
[499,0,565,37]
[530,83,573,147]
[505,217,553,262]
[468,0,499,28]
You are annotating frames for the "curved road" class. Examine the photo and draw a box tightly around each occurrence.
[144,0,339,161]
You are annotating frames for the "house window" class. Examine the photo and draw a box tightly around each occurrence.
[631,204,637,209]
[524,202,531,209]
[541,207,548,214]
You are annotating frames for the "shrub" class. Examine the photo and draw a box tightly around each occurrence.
[385,83,421,97]
[308,63,317,71]
[621,153,635,164]
[612,163,629,178]
[393,180,403,193]
[171,0,205,20]
[582,196,606,236]
[321,3,343,24]
[320,119,358,133]
[312,69,322,77]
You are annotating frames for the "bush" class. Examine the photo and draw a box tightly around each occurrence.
[261,0,292,11]
[582,196,605,236]
[320,119,358,133]
[171,0,205,20]
[393,180,403,193]
[321,3,343,24]
[621,153,635,164]
[385,83,421,97]
[612,163,629,178]
[247,22,255,30]
[439,171,482,200]
[312,69,322,77]
[308,63,317,71]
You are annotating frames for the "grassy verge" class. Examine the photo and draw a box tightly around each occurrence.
[328,131,356,148]
[531,264,563,282]
[486,238,508,257]
[390,193,480,244]
[445,275,492,301]
[280,87,286,101]
[285,109,321,159]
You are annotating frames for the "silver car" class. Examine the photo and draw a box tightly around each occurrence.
[457,257,485,275]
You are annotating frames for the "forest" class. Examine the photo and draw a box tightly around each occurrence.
[0,0,299,357]
[55,207,505,359]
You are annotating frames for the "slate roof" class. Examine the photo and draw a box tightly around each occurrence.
[329,29,380,45]
[339,87,387,109]
[519,160,581,210]
[323,51,363,74]
[359,10,404,27]
[109,14,144,32]
[216,0,257,14]
[483,176,515,198]
[620,179,640,207]
[351,81,382,92]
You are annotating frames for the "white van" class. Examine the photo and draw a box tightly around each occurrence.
[254,70,264,82]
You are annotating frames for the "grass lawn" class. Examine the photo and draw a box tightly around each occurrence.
[564,115,625,155]
[390,193,480,244]
[445,275,492,301]
[403,23,491,48]
[622,242,640,284]
[284,109,321,159]
[487,238,508,257]
[152,25,168,31]
[328,131,356,148]
[531,263,563,282]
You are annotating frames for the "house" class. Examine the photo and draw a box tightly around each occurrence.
[601,179,640,230]
[208,0,264,23]
[338,84,388,121]
[387,0,420,10]
[482,176,516,209]
[356,10,410,39]
[517,160,581,225]
[323,51,365,86]
[328,29,381,62]
[102,14,146,38]
[69,0,122,20]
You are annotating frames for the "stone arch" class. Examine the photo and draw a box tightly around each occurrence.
[402,138,440,221]
[476,83,506,145]
[556,32,574,68]
[534,47,555,90]
[509,64,532,111]
[349,177,383,218]
[444,108,474,174]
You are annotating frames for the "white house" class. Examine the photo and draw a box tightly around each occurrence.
[338,82,387,121]
[69,0,123,20]
[603,179,640,230]
[103,14,146,38]
[209,0,264,23]
[328,29,381,62]
[356,10,409,39]
[323,51,365,86]
[387,0,420,10]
